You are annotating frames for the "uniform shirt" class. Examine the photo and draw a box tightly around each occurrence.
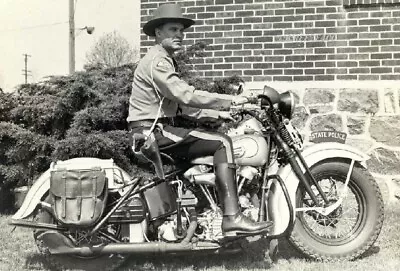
[127,44,233,122]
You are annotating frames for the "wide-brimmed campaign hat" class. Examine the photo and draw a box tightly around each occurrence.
[143,4,195,37]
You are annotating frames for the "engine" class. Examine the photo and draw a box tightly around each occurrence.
[197,209,224,240]
[195,193,260,241]
[180,162,262,241]
[109,161,262,243]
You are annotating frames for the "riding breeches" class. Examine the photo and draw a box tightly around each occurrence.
[129,124,234,164]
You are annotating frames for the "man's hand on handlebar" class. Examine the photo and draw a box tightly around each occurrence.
[229,95,260,122]
[231,95,258,106]
[218,111,235,121]
[231,96,248,106]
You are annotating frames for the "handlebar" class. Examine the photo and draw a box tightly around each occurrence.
[229,95,261,121]
[246,96,259,104]
[230,105,259,122]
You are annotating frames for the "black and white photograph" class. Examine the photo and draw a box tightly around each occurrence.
[0,0,399,270]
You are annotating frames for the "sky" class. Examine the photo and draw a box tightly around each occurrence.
[0,0,141,92]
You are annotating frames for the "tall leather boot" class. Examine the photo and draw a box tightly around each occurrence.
[214,163,273,237]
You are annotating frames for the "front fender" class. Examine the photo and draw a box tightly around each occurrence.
[12,157,132,220]
[267,142,368,236]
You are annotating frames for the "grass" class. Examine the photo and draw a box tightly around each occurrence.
[1,207,399,271]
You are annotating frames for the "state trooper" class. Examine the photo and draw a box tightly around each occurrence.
[127,3,272,237]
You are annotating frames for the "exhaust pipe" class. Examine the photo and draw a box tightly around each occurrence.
[37,210,218,257]
[61,242,195,256]
[38,231,220,257]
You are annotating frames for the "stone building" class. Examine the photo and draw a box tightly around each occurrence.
[140,0,400,202]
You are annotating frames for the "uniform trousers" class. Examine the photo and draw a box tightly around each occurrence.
[129,122,234,165]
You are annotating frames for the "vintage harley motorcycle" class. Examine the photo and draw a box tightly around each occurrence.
[11,86,384,268]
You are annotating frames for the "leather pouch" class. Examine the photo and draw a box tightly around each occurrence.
[50,167,108,227]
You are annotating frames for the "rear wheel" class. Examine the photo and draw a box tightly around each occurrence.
[289,161,384,261]
[33,196,125,271]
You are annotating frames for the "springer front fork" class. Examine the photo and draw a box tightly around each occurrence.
[272,129,355,216]
[295,159,355,216]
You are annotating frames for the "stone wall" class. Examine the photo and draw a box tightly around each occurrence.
[245,81,400,204]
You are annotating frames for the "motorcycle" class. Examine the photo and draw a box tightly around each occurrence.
[10,85,384,269]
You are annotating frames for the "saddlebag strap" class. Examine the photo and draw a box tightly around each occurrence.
[76,172,82,219]
[61,173,66,218]
[91,175,97,219]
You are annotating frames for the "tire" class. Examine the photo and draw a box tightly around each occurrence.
[289,161,384,261]
[33,196,126,271]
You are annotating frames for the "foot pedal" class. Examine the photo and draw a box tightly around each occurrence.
[223,227,270,239]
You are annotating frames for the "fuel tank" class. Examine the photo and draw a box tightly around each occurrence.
[231,134,268,166]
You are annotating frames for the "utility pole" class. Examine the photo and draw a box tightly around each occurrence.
[69,0,75,74]
[22,54,31,84]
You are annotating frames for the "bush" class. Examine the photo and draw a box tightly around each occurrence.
[53,130,134,171]
[0,122,55,211]
[0,64,136,212]
[0,92,17,122]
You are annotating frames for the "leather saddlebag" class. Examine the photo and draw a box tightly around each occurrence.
[50,167,108,227]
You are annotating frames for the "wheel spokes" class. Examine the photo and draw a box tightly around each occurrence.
[301,177,362,240]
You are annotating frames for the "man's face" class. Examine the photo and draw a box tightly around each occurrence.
[155,22,185,52]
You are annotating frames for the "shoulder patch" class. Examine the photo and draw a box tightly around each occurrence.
[156,59,173,69]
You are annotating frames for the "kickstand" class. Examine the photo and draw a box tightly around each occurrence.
[268,238,279,263]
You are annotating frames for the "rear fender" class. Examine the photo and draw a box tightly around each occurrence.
[267,142,369,236]
[12,157,132,220]
[12,169,51,220]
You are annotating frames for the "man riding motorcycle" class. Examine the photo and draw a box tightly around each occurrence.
[126,3,272,237]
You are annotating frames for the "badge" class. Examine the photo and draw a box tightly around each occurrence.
[155,59,172,71]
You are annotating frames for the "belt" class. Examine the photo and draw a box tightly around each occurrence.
[128,117,175,129]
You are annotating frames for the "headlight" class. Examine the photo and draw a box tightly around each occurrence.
[279,91,295,119]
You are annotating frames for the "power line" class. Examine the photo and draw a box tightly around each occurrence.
[0,21,68,33]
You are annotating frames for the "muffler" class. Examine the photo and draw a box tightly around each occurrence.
[38,230,220,257]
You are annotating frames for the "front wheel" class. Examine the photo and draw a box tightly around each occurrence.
[289,161,384,261]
